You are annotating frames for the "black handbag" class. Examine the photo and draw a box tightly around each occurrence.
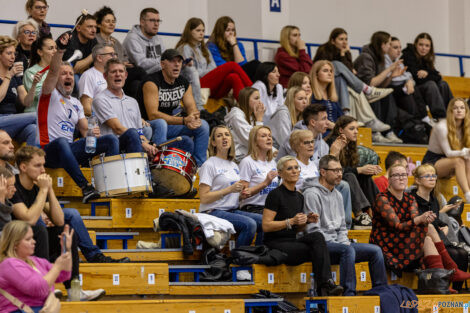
[415,268,455,294]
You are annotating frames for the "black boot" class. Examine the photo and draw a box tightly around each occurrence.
[319,279,344,296]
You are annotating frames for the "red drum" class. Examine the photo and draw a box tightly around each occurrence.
[150,147,197,195]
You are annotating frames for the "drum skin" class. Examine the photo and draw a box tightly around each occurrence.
[151,147,197,195]
[91,152,152,197]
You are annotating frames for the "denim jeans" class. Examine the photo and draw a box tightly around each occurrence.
[119,128,143,153]
[44,135,119,188]
[327,242,387,296]
[210,209,263,247]
[336,180,353,230]
[149,118,209,166]
[63,208,101,260]
[0,112,38,146]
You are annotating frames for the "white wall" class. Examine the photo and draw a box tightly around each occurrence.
[1,0,469,76]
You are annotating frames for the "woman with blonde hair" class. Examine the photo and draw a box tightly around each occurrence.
[199,125,263,248]
[269,87,308,148]
[224,87,266,161]
[12,18,38,70]
[310,60,342,127]
[274,25,313,88]
[371,164,470,289]
[287,71,312,101]
[0,220,73,312]
[423,98,470,202]
[176,17,252,109]
[0,36,37,146]
[239,125,279,214]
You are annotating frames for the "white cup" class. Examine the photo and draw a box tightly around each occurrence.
[13,61,23,77]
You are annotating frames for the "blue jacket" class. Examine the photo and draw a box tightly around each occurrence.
[207,42,247,66]
[364,284,418,313]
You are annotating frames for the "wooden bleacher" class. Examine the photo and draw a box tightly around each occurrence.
[42,122,470,312]
[444,76,470,99]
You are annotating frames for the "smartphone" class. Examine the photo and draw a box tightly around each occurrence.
[455,199,463,205]
[62,234,67,254]
[183,58,192,65]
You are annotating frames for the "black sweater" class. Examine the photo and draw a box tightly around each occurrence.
[401,43,441,85]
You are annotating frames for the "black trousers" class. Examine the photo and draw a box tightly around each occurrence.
[265,232,333,286]
[343,172,371,216]
[415,80,450,119]
[392,84,427,119]
[32,224,79,289]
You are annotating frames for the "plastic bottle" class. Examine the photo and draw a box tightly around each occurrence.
[85,113,97,153]
[308,273,318,297]
[69,277,80,301]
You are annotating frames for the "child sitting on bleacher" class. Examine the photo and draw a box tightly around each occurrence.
[423,98,470,203]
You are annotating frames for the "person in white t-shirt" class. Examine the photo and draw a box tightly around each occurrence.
[37,33,120,204]
[290,129,354,229]
[239,125,278,214]
[78,43,116,116]
[199,125,263,247]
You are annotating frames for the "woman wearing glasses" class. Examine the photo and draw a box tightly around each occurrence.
[12,19,38,71]
[423,98,470,203]
[25,0,50,38]
[410,164,470,291]
[370,163,470,288]
[262,155,344,296]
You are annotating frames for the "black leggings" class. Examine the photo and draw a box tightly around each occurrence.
[265,232,333,285]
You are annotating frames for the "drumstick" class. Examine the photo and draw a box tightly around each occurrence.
[71,9,89,33]
[157,136,182,148]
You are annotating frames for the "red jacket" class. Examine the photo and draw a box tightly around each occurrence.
[274,47,313,88]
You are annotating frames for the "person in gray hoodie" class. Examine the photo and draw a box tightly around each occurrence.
[302,155,387,296]
[123,8,165,74]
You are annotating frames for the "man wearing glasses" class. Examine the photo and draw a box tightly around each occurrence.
[302,154,388,296]
[78,43,117,116]
[123,8,165,74]
[59,14,98,74]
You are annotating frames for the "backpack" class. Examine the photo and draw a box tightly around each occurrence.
[357,145,380,166]
[398,119,430,144]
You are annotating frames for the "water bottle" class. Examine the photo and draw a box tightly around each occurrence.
[308,273,318,297]
[69,277,80,301]
[85,114,97,153]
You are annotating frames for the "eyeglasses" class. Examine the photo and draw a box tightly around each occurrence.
[23,30,38,36]
[390,173,408,179]
[145,19,162,24]
[324,168,342,174]
[285,165,300,171]
[99,52,118,57]
[419,174,437,180]
[33,5,49,10]
[302,140,314,145]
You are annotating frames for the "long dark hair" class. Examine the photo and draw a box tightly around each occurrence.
[175,17,211,64]
[253,62,278,97]
[29,34,52,67]
[328,115,358,167]
[413,32,435,70]
[369,31,390,65]
[208,16,236,62]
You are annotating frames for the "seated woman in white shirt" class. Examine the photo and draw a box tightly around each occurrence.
[239,125,279,214]
[225,87,266,162]
[422,98,470,202]
[252,62,284,123]
[270,86,308,149]
[290,129,354,229]
[198,125,263,247]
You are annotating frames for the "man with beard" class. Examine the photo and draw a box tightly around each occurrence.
[37,33,119,203]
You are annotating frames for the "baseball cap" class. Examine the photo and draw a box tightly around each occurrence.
[161,49,184,61]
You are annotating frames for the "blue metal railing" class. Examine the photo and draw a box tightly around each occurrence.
[1,18,469,76]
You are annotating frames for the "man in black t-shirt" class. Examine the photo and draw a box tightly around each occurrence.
[58,14,98,74]
[140,49,209,166]
[10,145,106,301]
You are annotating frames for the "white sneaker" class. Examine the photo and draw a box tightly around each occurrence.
[236,270,252,281]
[421,116,436,127]
[80,289,105,301]
[357,121,365,127]
[372,132,392,143]
[385,131,403,144]
[365,87,393,103]
[365,119,391,133]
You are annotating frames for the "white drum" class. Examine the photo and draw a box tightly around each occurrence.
[91,153,152,197]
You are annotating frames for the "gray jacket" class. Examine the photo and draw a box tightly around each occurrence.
[301,177,349,245]
[0,200,12,232]
[353,44,386,87]
[178,43,216,78]
[275,120,330,168]
[268,105,291,149]
[122,25,165,74]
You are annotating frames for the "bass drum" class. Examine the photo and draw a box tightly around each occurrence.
[151,147,197,196]
[91,152,152,197]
